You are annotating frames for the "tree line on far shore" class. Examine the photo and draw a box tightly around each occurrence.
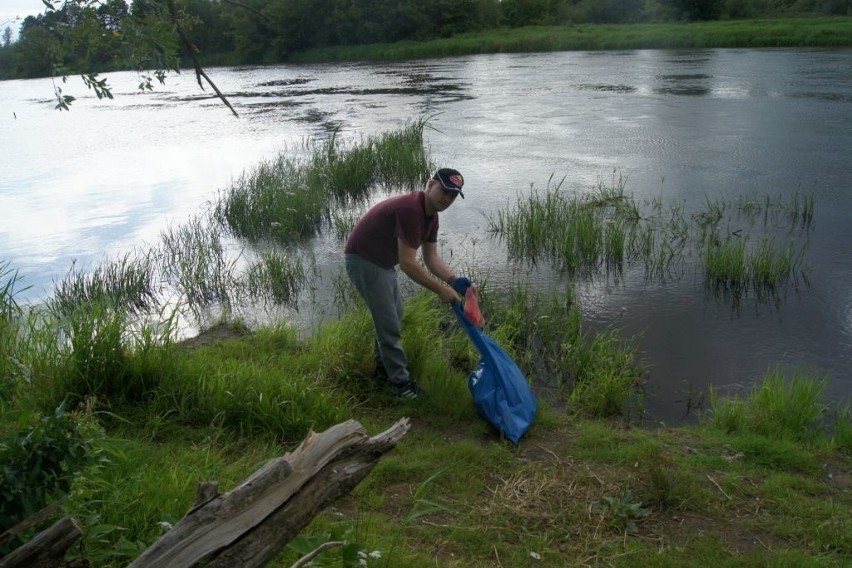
[1,0,850,80]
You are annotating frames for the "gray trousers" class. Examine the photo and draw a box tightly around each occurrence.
[344,253,409,387]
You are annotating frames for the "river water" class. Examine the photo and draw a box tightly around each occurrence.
[2,48,851,424]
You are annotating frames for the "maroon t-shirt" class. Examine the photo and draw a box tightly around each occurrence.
[344,192,439,269]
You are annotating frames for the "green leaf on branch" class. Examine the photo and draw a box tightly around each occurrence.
[82,73,113,100]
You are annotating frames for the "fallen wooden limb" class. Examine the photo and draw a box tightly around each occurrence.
[0,516,87,568]
[0,499,67,549]
[128,417,410,568]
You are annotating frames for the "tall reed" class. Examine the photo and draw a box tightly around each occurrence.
[1,261,26,398]
[159,214,239,319]
[216,119,431,244]
[48,251,156,318]
[491,177,813,308]
[245,249,306,307]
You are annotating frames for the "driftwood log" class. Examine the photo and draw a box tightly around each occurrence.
[0,418,410,568]
[129,418,410,567]
[0,515,87,568]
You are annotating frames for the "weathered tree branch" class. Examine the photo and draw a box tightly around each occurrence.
[166,0,239,117]
[1,419,408,568]
[0,498,66,548]
[290,541,344,568]
[222,0,272,22]
[126,418,410,568]
[0,516,86,568]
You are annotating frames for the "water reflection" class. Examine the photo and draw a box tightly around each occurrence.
[577,84,637,93]
[256,78,313,87]
[653,73,712,96]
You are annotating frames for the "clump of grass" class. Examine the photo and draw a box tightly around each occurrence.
[1,261,27,398]
[704,234,748,292]
[492,177,814,310]
[834,406,852,454]
[48,251,156,317]
[159,214,239,320]
[489,174,690,280]
[245,248,306,307]
[1,260,27,318]
[23,302,178,412]
[371,117,431,191]
[0,256,180,412]
[329,208,363,241]
[788,190,816,229]
[310,130,379,204]
[567,327,645,418]
[748,238,799,290]
[216,119,431,245]
[703,234,807,306]
[481,284,644,418]
[25,254,161,408]
[216,153,330,242]
[706,367,829,443]
[697,189,813,306]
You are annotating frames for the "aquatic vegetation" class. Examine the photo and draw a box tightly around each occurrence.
[478,283,645,418]
[216,118,430,244]
[488,176,814,309]
[245,248,306,307]
[488,174,689,279]
[48,252,157,318]
[159,214,240,319]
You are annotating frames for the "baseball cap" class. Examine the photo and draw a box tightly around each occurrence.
[432,168,465,199]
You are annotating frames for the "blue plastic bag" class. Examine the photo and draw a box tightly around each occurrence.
[452,303,537,444]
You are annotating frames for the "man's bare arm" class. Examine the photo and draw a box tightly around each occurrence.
[398,239,459,303]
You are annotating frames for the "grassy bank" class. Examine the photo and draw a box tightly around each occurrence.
[289,17,852,63]
[1,286,849,566]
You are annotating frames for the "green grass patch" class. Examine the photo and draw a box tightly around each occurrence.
[705,366,830,443]
[2,288,850,565]
[290,18,852,64]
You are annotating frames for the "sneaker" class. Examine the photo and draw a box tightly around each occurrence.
[391,381,424,399]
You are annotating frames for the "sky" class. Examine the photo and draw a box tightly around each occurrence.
[1,1,47,39]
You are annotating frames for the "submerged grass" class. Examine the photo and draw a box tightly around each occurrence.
[488,174,652,276]
[159,213,239,319]
[48,252,157,317]
[245,248,306,308]
[489,175,813,308]
[216,118,430,245]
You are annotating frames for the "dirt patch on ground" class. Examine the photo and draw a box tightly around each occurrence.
[650,513,777,554]
[178,322,251,350]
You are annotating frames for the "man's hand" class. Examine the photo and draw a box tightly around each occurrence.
[438,286,462,304]
[450,276,472,296]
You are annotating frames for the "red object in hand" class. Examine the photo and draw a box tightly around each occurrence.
[464,285,485,328]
